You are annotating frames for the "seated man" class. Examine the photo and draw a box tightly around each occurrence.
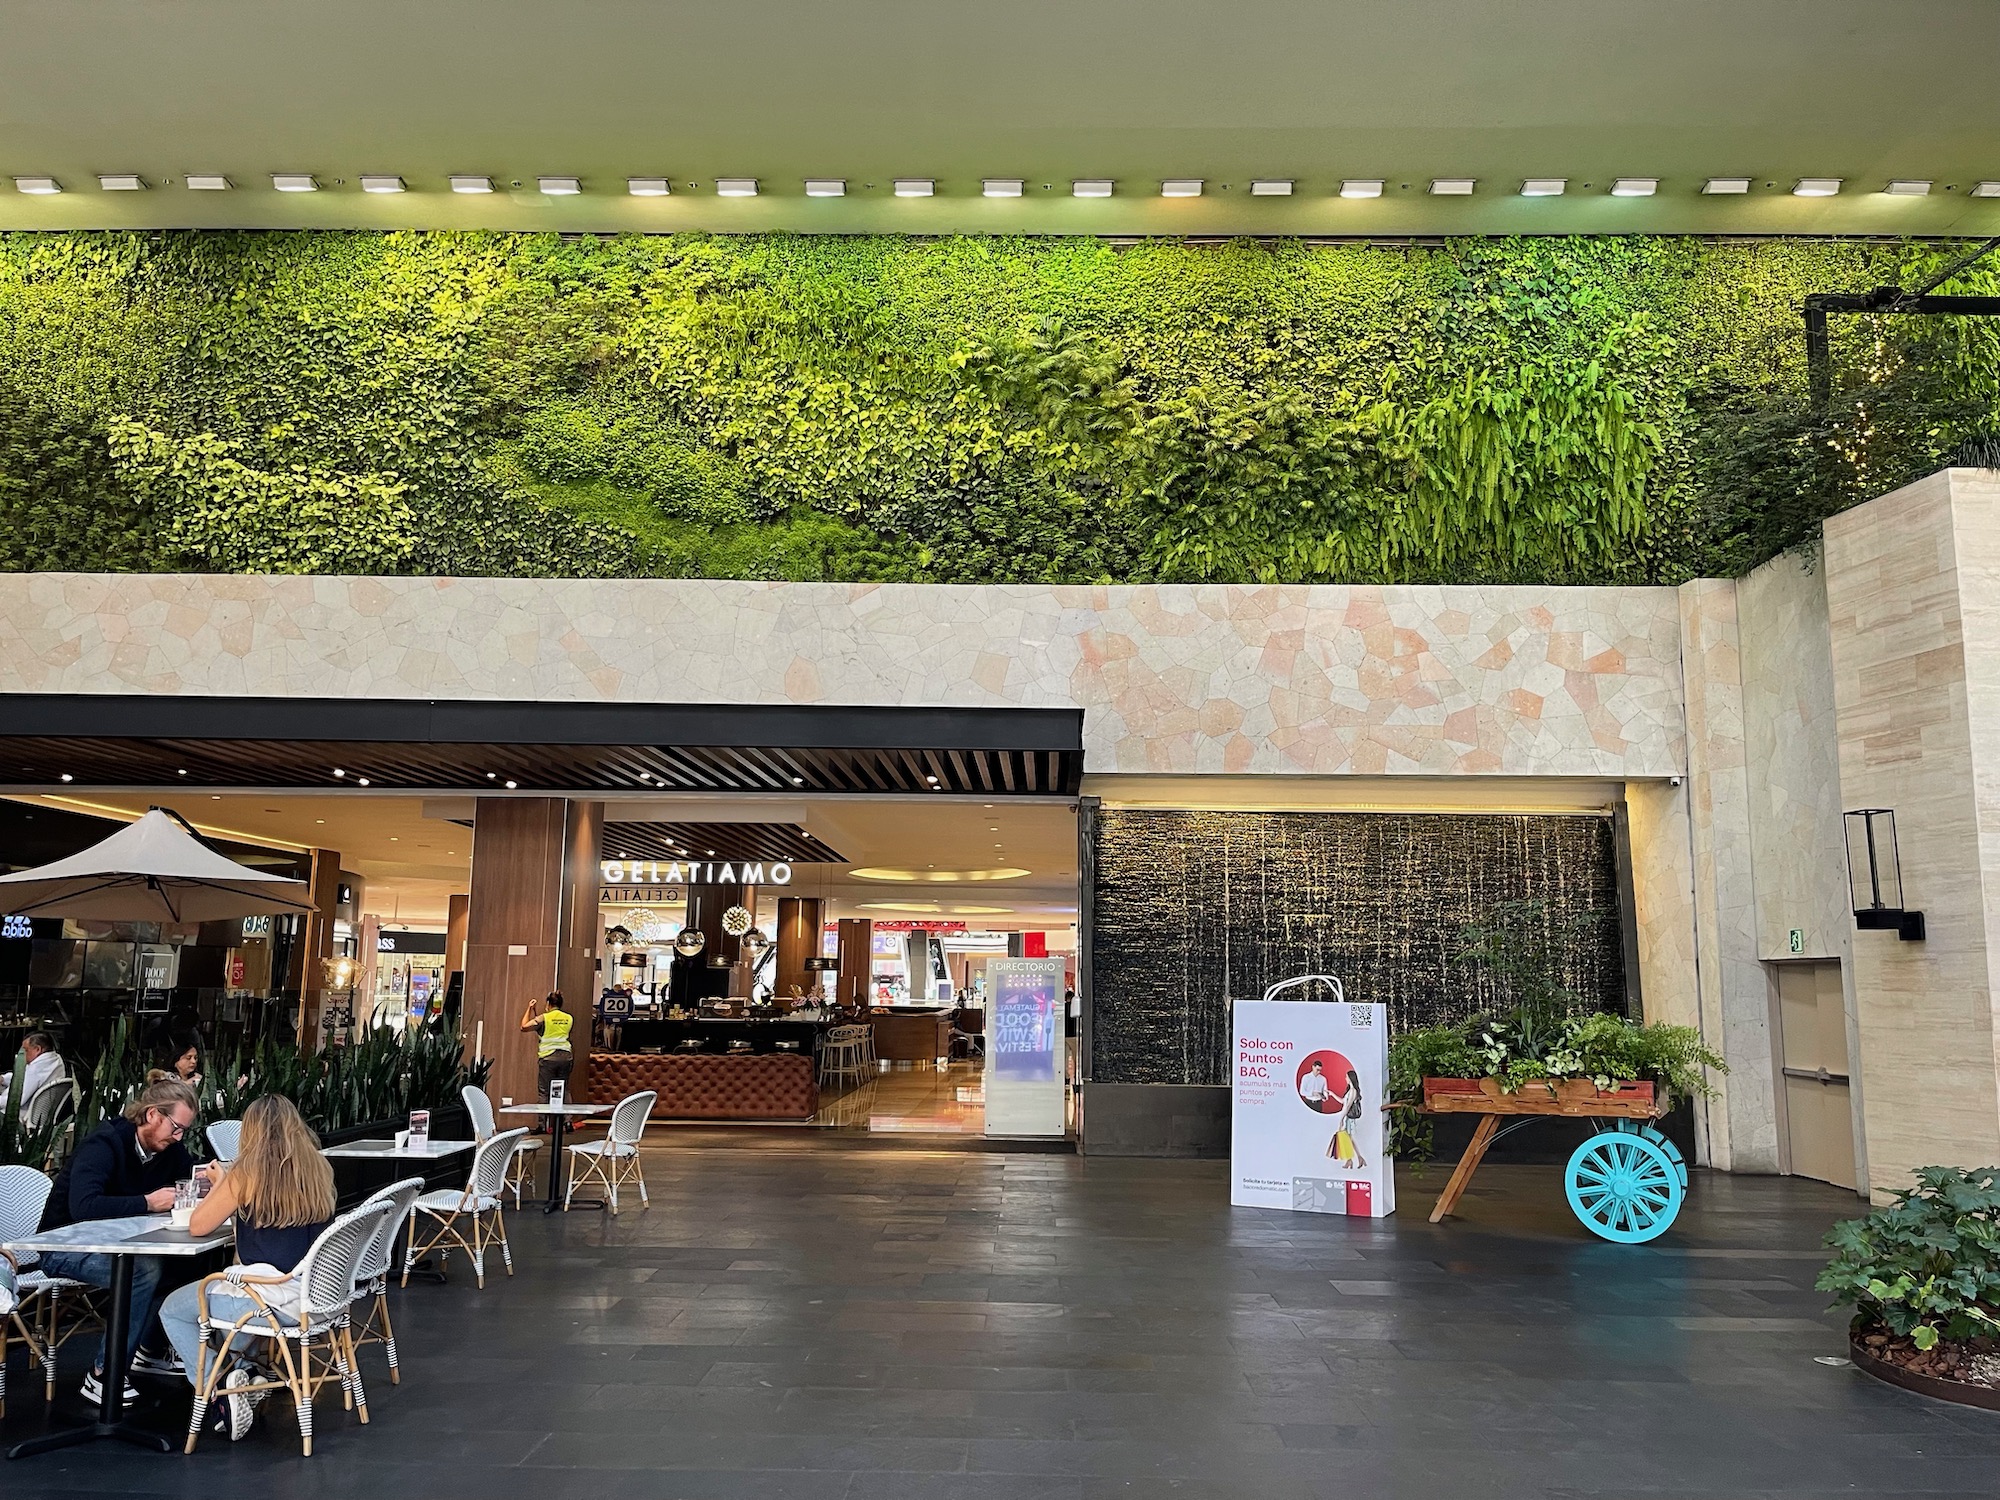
[0,1030,64,1111]
[36,1077,199,1402]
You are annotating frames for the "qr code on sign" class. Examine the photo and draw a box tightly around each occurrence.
[1350,1005,1371,1028]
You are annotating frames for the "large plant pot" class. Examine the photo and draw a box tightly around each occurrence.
[1850,1332,2000,1412]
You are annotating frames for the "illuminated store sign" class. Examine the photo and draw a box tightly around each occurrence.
[599,859,791,891]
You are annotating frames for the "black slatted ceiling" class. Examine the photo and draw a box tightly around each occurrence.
[601,822,836,865]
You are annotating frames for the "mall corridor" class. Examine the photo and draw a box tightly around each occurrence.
[2,1148,1981,1499]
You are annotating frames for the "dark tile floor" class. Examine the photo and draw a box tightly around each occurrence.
[5,1145,1997,1499]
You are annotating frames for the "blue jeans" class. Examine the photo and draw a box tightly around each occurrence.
[159,1279,298,1390]
[37,1251,167,1372]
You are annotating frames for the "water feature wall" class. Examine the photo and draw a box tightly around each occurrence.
[1089,809,1628,1086]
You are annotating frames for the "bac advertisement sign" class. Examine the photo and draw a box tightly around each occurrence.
[1231,985,1394,1218]
[984,957,1066,1137]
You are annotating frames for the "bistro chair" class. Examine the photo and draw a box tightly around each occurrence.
[564,1090,656,1214]
[348,1176,425,1386]
[206,1118,242,1163]
[0,1162,95,1404]
[819,1024,873,1088]
[184,1197,392,1458]
[402,1127,527,1289]
[462,1084,541,1209]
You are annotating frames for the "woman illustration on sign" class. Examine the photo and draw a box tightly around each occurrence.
[1326,1067,1367,1168]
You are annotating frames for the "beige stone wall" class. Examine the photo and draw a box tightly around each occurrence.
[1825,469,2000,1198]
[0,574,1688,780]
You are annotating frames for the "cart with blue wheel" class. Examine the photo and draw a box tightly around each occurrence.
[1419,1077,1688,1243]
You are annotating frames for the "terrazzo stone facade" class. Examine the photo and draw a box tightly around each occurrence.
[0,575,1688,780]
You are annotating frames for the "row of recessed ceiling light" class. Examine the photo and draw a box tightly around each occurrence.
[11,174,2000,198]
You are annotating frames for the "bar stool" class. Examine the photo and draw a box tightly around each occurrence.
[818,1025,872,1087]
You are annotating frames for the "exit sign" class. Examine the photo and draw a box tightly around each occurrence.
[1788,928,1806,954]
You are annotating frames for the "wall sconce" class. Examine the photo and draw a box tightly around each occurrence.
[1845,809,1926,941]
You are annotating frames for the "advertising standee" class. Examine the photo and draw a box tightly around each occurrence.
[984,957,1066,1137]
[1230,983,1394,1218]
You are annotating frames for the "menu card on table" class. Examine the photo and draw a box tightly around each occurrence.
[408,1109,430,1150]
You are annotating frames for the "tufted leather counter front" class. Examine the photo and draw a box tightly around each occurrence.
[589,1052,818,1121]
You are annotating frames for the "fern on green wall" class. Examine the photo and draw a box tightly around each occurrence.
[0,229,1991,584]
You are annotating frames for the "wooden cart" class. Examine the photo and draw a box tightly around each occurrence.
[1420,1077,1688,1243]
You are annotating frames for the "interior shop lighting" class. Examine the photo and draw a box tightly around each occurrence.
[59,774,72,782]
[1702,177,1751,194]
[1429,178,1475,195]
[1250,180,1293,195]
[714,178,758,196]
[1976,182,2000,198]
[449,175,493,194]
[627,177,671,196]
[185,174,231,191]
[982,178,1024,197]
[1072,179,1114,197]
[359,175,405,194]
[804,179,846,197]
[1884,180,1932,196]
[1611,178,1657,196]
[1340,179,1383,198]
[98,174,146,191]
[333,768,345,778]
[893,179,934,197]
[1520,178,1566,196]
[271,173,319,192]
[504,780,517,789]
[1160,179,1203,197]
[1793,178,1842,196]
[13,177,61,194]
[538,176,582,195]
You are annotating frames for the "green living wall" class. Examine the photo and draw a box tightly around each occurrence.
[1,230,1996,584]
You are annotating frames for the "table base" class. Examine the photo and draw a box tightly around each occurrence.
[7,1419,176,1459]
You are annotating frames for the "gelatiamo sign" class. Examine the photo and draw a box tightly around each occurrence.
[598,858,792,903]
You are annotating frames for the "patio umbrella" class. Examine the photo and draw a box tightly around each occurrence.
[0,807,315,921]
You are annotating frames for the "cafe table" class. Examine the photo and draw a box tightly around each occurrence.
[3,1214,233,1459]
[499,1102,612,1214]
[320,1138,477,1280]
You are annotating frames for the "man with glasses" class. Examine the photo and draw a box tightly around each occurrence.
[36,1077,200,1403]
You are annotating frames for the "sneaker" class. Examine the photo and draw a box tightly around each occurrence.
[79,1369,142,1405]
[130,1346,185,1378]
[222,1365,266,1441]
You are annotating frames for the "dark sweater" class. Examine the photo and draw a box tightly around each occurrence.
[39,1115,194,1230]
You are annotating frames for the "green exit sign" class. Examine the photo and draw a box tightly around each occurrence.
[1789,928,1806,955]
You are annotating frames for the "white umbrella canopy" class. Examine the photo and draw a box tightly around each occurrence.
[0,808,315,922]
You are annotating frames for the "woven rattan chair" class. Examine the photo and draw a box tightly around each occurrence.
[818,1025,873,1087]
[348,1176,425,1385]
[206,1118,242,1163]
[0,1163,94,1405]
[563,1090,655,1213]
[183,1197,392,1457]
[462,1084,541,1208]
[402,1127,526,1289]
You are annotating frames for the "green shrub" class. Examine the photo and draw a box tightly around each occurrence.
[1818,1166,2000,1349]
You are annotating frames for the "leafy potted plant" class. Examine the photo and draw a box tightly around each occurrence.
[1818,1166,2000,1408]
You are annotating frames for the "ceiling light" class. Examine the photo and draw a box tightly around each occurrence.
[1792,178,1842,197]
[1249,180,1293,196]
[538,177,581,195]
[1975,182,2000,198]
[715,178,758,197]
[360,175,405,194]
[504,779,517,789]
[333,769,345,778]
[356,777,371,786]
[627,177,671,197]
[982,179,1024,197]
[804,179,846,197]
[59,773,72,782]
[13,175,61,195]
[791,776,805,785]
[1520,178,1566,197]
[449,175,493,194]
[1340,179,1384,199]
[1160,179,1202,197]
[486,772,496,779]
[185,174,231,191]
[1884,180,1932,196]
[850,867,1031,883]
[1429,178,1476,196]
[177,769,187,776]
[271,173,319,192]
[893,179,934,197]
[98,174,145,191]
[1072,179,1113,198]
[1702,177,1751,194]
[1611,178,1657,197]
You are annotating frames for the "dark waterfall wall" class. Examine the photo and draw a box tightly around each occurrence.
[1089,809,1627,1088]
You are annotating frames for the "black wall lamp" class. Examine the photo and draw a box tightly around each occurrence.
[1845,808,1926,941]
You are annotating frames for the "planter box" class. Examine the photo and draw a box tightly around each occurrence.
[1421,1076,1657,1115]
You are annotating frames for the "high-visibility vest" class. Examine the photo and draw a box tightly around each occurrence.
[537,1008,573,1057]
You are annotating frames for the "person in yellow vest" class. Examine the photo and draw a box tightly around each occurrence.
[519,992,575,1118]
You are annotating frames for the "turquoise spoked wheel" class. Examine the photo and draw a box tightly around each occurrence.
[1565,1124,1684,1243]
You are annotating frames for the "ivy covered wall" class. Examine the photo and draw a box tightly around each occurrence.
[1,230,1994,584]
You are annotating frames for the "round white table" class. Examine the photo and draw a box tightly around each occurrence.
[499,1102,612,1213]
